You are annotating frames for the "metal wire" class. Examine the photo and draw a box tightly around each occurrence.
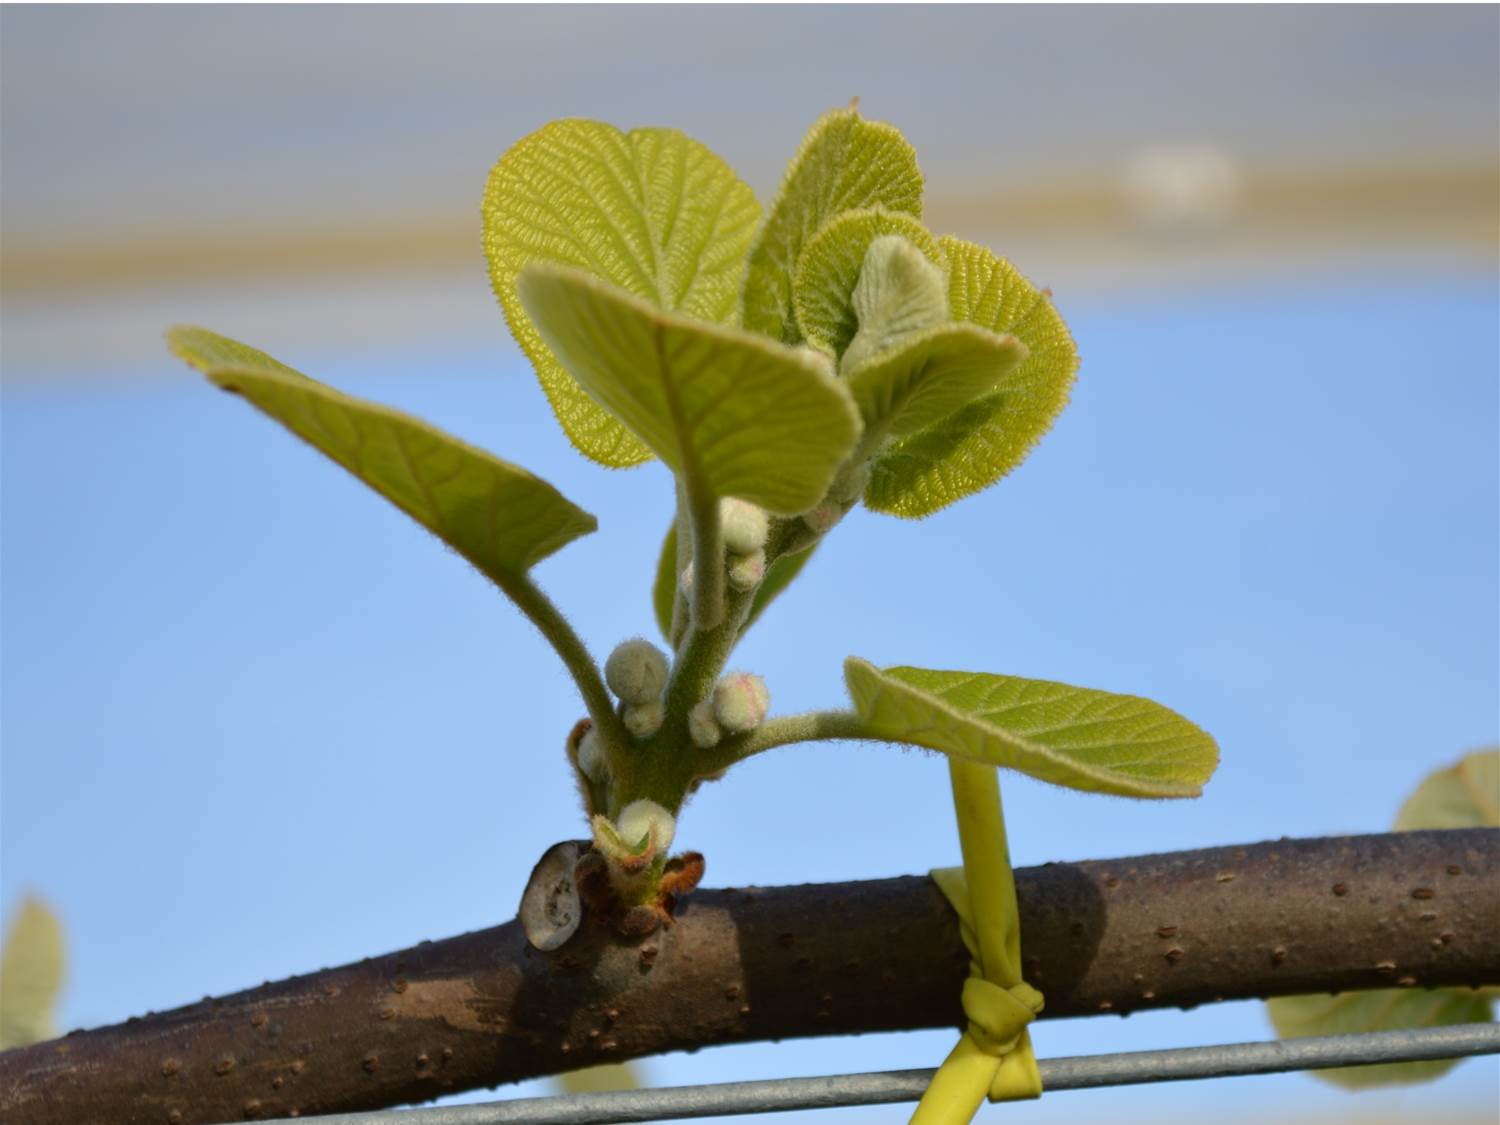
[291,1022,1500,1124]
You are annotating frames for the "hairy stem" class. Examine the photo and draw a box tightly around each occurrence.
[698,709,871,775]
[685,482,725,632]
[503,574,626,748]
[5,830,1494,1125]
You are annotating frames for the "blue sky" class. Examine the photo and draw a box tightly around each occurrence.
[2,267,1496,1121]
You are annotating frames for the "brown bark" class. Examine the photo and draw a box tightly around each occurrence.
[3,829,1495,1125]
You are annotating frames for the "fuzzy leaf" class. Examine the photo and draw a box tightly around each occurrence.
[847,324,1029,442]
[1266,989,1494,1089]
[168,327,597,582]
[792,210,943,361]
[0,897,64,1049]
[742,107,924,345]
[1396,748,1499,831]
[865,236,1079,518]
[844,659,1217,798]
[484,120,761,467]
[518,265,860,515]
[654,523,817,643]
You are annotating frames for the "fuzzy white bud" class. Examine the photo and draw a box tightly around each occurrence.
[719,497,770,555]
[680,560,695,593]
[604,637,669,705]
[616,799,675,853]
[688,699,722,748]
[727,549,766,591]
[712,672,770,734]
[623,699,666,740]
[576,728,607,782]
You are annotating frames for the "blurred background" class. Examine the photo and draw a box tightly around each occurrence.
[2,5,1496,1123]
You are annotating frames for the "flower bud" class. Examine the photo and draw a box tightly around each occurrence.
[575,727,607,782]
[623,699,665,740]
[604,637,669,705]
[616,798,675,854]
[727,549,766,591]
[712,672,770,733]
[719,497,769,555]
[688,699,722,748]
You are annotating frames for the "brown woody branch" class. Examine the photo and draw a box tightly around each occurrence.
[3,829,1496,1125]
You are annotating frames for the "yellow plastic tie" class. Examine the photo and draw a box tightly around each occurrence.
[912,758,1044,1124]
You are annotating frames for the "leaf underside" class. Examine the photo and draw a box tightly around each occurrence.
[864,236,1079,518]
[792,208,943,360]
[844,658,1218,798]
[484,120,762,467]
[741,107,924,346]
[168,327,597,583]
[518,264,860,515]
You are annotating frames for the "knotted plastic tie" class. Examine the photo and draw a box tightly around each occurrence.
[912,758,1044,1124]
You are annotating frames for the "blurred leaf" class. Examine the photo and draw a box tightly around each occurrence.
[791,209,943,361]
[1266,989,1494,1089]
[518,265,861,515]
[844,659,1217,798]
[554,1062,642,1095]
[168,327,597,583]
[1396,748,1499,831]
[1266,747,1498,1088]
[484,120,761,467]
[742,107,923,345]
[0,896,64,1049]
[846,324,1029,443]
[865,236,1078,518]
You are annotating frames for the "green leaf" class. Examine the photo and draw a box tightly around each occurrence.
[168,327,597,583]
[517,264,861,515]
[1266,989,1494,1089]
[846,324,1029,444]
[654,522,818,642]
[484,120,762,467]
[742,107,924,345]
[0,896,64,1049]
[843,658,1217,798]
[791,210,943,361]
[1395,748,1499,830]
[864,236,1079,518]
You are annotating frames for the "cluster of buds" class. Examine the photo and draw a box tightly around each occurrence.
[689,670,770,749]
[682,499,771,598]
[720,497,769,591]
[605,637,670,740]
